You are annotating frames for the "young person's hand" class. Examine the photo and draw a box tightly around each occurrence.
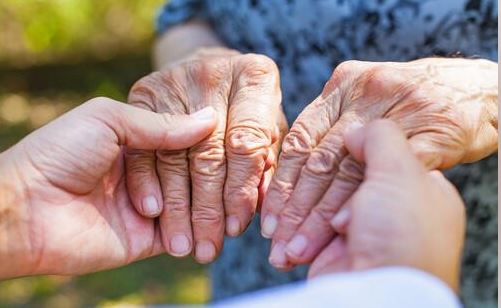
[306,120,466,291]
[0,97,216,279]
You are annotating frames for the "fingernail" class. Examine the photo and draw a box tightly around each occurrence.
[191,107,215,121]
[269,242,288,268]
[226,216,241,237]
[285,234,308,258]
[169,234,191,257]
[331,209,350,232]
[261,215,278,238]
[142,196,160,217]
[195,240,216,264]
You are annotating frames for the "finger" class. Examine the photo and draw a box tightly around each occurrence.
[284,155,363,264]
[157,149,193,257]
[344,119,423,178]
[261,94,340,238]
[190,103,228,264]
[270,116,357,266]
[223,55,283,237]
[92,100,217,150]
[257,167,274,212]
[122,94,161,219]
[257,138,282,212]
[99,98,215,218]
[307,236,349,279]
[150,91,193,258]
[126,149,163,217]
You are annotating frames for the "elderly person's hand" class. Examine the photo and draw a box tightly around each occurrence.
[261,58,497,269]
[126,48,287,263]
[307,120,466,291]
[0,97,216,279]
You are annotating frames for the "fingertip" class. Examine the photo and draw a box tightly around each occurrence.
[168,234,192,257]
[285,234,308,259]
[269,241,291,269]
[343,122,365,163]
[225,215,241,237]
[195,240,217,264]
[141,195,162,217]
[261,214,278,238]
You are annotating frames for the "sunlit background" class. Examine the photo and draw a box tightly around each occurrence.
[0,1,210,307]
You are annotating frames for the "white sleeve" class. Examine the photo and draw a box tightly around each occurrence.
[214,267,461,308]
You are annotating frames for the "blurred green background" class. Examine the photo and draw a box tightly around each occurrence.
[0,0,210,307]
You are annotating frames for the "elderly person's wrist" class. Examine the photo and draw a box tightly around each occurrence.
[0,147,37,279]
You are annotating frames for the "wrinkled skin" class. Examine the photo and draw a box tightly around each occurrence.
[261,58,497,269]
[307,120,466,291]
[126,48,288,263]
[0,98,216,278]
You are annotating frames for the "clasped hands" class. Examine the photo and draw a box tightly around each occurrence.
[1,48,496,289]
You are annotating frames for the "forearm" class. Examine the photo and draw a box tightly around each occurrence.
[0,148,34,279]
[153,19,225,70]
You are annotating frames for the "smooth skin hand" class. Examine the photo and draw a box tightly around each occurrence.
[261,58,497,269]
[0,97,217,279]
[307,120,466,292]
[126,47,288,263]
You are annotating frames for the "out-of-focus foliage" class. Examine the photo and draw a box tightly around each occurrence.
[0,1,211,307]
[0,0,164,67]
[0,255,209,307]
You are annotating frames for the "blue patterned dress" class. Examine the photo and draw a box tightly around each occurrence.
[157,1,498,307]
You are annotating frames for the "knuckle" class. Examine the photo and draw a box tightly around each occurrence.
[304,148,340,175]
[225,186,256,207]
[337,157,364,184]
[311,206,338,226]
[189,137,226,177]
[157,150,187,165]
[279,206,308,227]
[267,177,294,204]
[240,53,278,74]
[126,154,155,174]
[129,71,188,113]
[127,162,154,176]
[323,60,364,94]
[128,72,165,110]
[191,206,224,226]
[281,123,313,156]
[83,97,118,115]
[165,196,189,215]
[236,54,279,84]
[333,60,363,77]
[226,126,270,155]
[187,58,230,90]
[358,66,410,97]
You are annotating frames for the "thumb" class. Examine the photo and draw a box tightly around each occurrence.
[88,98,217,150]
[343,119,423,177]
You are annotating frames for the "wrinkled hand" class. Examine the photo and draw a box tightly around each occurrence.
[127,48,287,263]
[307,120,465,291]
[262,58,497,269]
[0,98,216,278]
